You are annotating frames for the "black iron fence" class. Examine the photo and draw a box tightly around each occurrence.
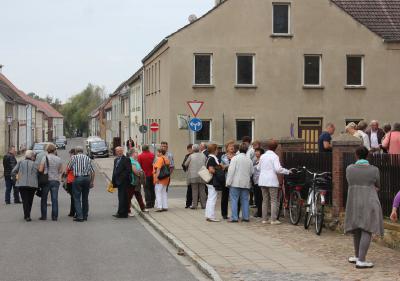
[343,153,400,217]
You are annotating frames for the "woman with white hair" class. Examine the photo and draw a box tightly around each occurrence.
[184,144,207,209]
[11,150,39,221]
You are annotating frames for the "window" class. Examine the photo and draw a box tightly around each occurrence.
[347,56,363,86]
[273,3,290,34]
[106,111,111,121]
[236,120,253,141]
[236,55,255,85]
[196,120,211,142]
[194,54,212,85]
[304,55,321,86]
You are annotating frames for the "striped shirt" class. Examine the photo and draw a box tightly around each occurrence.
[67,153,95,177]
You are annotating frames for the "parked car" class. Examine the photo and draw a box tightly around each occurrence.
[32,142,53,155]
[86,136,102,152]
[88,141,109,159]
[55,139,66,150]
[56,136,67,145]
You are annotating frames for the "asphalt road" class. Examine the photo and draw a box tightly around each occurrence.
[0,138,203,281]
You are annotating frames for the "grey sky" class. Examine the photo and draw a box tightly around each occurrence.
[0,0,214,102]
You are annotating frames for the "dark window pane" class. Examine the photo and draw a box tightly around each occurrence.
[273,5,289,34]
[304,56,320,85]
[196,121,210,141]
[237,56,253,85]
[347,57,362,85]
[236,120,252,141]
[195,55,211,84]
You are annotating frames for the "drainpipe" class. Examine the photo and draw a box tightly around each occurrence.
[141,69,145,145]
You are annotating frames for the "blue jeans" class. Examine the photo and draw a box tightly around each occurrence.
[4,176,20,203]
[229,187,250,221]
[41,180,60,219]
[72,176,91,220]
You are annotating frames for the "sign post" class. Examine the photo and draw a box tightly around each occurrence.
[187,101,204,144]
[189,118,203,132]
[187,100,204,117]
[150,122,159,154]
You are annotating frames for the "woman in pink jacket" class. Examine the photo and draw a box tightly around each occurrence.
[382,123,400,154]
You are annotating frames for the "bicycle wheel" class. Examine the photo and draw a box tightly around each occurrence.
[315,192,325,235]
[276,187,284,221]
[289,190,302,225]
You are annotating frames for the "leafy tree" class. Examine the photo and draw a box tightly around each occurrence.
[60,84,105,137]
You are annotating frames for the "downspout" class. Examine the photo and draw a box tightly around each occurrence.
[141,69,145,145]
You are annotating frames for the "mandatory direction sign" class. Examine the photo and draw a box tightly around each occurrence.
[139,125,148,134]
[189,118,203,132]
[150,122,159,132]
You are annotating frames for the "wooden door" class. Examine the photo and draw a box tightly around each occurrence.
[298,117,323,153]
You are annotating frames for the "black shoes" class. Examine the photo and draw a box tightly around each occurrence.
[113,214,128,218]
[73,218,84,222]
[15,201,22,204]
[39,217,46,221]
[25,217,32,222]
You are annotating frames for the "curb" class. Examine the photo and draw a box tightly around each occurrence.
[94,161,223,281]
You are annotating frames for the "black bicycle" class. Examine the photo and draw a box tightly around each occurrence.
[303,168,331,235]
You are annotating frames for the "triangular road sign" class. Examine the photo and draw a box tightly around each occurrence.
[187,100,204,117]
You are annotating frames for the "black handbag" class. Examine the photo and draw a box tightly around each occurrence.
[38,156,49,186]
[212,167,226,191]
[158,157,171,180]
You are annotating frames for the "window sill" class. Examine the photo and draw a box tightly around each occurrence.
[303,85,325,89]
[235,85,258,89]
[270,34,294,38]
[192,84,215,89]
[344,85,366,90]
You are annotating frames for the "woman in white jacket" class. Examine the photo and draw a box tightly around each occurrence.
[226,143,253,222]
[258,140,290,225]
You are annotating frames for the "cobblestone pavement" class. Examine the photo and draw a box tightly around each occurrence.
[95,157,400,281]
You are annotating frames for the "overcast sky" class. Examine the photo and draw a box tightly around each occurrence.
[0,0,214,102]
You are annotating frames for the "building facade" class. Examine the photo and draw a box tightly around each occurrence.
[142,0,400,166]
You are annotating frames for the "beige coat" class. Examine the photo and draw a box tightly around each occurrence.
[184,152,207,184]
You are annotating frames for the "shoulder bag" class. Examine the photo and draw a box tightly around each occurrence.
[198,157,213,184]
[37,156,49,197]
[158,157,171,180]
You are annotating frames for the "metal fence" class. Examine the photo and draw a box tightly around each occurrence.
[343,153,400,217]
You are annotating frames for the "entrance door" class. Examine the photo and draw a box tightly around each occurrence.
[298,117,323,153]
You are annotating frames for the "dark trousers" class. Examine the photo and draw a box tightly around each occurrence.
[144,176,155,208]
[254,185,263,217]
[186,185,192,207]
[127,186,146,212]
[72,176,90,220]
[41,180,59,220]
[67,183,76,216]
[20,187,35,219]
[221,185,229,217]
[5,176,20,203]
[117,184,129,217]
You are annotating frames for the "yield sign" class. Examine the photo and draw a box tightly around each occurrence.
[187,100,204,117]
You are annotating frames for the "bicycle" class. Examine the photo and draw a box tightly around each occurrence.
[303,168,331,235]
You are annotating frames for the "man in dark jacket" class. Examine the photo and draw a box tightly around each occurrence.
[112,146,132,218]
[3,146,21,204]
[366,120,386,153]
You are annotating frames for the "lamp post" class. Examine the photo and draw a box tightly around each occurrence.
[7,115,12,148]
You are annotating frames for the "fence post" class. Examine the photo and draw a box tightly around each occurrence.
[331,134,362,217]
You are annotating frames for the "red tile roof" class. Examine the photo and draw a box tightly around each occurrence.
[332,0,400,41]
[0,73,63,118]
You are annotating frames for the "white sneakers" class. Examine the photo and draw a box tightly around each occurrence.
[356,260,374,269]
[206,218,220,222]
[348,257,358,264]
[128,213,135,217]
[270,220,282,225]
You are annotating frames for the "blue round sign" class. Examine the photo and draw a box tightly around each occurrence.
[189,118,203,132]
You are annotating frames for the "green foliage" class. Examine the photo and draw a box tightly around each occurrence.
[60,84,105,137]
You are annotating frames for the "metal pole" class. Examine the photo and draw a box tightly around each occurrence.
[222,113,225,147]
[188,115,191,145]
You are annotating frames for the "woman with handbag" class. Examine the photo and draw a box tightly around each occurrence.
[153,148,170,212]
[11,150,38,221]
[204,143,223,222]
[128,149,148,216]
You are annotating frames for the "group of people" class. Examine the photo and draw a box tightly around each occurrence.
[111,141,175,218]
[3,144,95,222]
[318,120,400,154]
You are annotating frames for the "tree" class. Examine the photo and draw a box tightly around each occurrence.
[60,84,105,137]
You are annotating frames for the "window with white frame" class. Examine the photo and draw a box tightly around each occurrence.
[236,55,255,85]
[194,54,212,85]
[273,3,290,34]
[347,55,364,86]
[106,111,111,121]
[195,120,211,142]
[236,120,254,141]
[304,55,321,86]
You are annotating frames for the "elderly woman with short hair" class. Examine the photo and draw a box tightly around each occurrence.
[184,144,207,209]
[11,150,38,221]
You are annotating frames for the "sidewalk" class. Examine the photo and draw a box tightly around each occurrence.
[95,157,400,281]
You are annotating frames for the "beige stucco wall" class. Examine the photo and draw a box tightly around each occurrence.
[0,97,6,154]
[145,0,400,165]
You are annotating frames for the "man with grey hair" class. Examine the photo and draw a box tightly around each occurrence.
[67,145,95,222]
[200,142,209,157]
[346,122,371,150]
[366,120,385,153]
[3,146,21,204]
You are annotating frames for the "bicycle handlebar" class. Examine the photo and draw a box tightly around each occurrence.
[299,166,331,177]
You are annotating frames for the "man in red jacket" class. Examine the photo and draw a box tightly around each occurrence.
[138,145,155,208]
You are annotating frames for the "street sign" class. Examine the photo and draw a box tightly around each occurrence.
[189,118,203,132]
[139,125,148,134]
[150,122,159,132]
[187,100,204,117]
